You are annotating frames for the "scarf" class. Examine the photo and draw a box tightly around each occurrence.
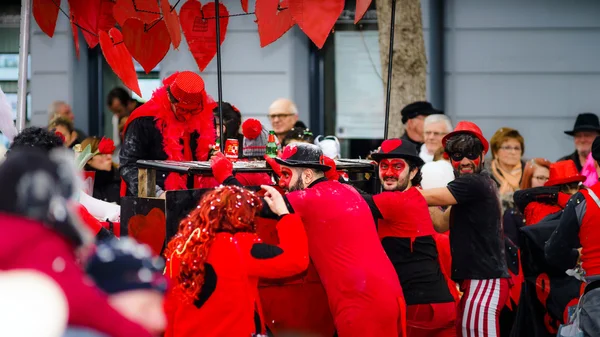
[491,159,522,196]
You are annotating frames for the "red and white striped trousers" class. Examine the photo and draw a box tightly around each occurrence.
[456,278,509,337]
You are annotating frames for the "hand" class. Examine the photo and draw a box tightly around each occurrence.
[210,152,233,183]
[577,247,583,264]
[264,154,282,177]
[322,156,340,181]
[158,191,166,200]
[261,185,289,216]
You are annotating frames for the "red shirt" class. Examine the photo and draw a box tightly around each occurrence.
[164,214,308,337]
[0,213,151,337]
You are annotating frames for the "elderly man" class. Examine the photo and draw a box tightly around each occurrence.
[401,101,443,152]
[420,114,452,163]
[559,113,600,172]
[268,98,304,143]
[48,100,87,144]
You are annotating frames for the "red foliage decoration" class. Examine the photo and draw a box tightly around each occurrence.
[288,0,345,49]
[122,18,171,73]
[180,0,229,72]
[242,118,263,140]
[98,137,116,154]
[113,0,161,27]
[256,0,295,48]
[68,0,102,48]
[99,28,142,97]
[33,0,60,38]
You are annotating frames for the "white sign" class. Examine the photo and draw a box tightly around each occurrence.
[334,31,385,139]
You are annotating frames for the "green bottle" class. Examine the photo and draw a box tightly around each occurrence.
[266,131,278,158]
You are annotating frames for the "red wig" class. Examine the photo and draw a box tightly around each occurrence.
[521,158,552,190]
[165,185,262,301]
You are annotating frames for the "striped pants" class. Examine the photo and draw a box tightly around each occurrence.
[457,278,509,337]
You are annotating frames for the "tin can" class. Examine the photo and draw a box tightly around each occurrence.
[225,139,239,160]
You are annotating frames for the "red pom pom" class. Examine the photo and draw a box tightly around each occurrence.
[242,118,263,140]
[98,137,116,154]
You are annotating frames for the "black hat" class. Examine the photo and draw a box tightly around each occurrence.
[371,138,424,167]
[401,101,443,124]
[592,136,600,162]
[564,113,600,136]
[86,237,167,294]
[275,143,332,172]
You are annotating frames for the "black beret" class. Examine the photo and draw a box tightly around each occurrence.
[401,101,443,124]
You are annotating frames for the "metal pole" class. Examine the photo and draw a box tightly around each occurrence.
[16,0,32,132]
[215,0,225,152]
[383,0,397,140]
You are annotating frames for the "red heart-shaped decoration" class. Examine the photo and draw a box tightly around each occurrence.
[288,0,344,49]
[127,208,166,256]
[180,0,229,71]
[113,0,161,27]
[70,20,80,59]
[241,0,249,13]
[122,18,171,74]
[99,28,142,96]
[69,0,102,48]
[281,144,298,159]
[355,0,372,24]
[33,0,60,38]
[256,0,295,48]
[160,0,182,49]
[98,0,117,33]
[381,139,402,153]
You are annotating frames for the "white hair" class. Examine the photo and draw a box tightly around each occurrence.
[269,98,298,115]
[424,114,452,132]
[47,101,68,121]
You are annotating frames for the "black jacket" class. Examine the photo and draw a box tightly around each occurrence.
[558,151,583,172]
[85,165,121,205]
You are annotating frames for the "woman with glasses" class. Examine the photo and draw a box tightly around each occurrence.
[487,128,526,211]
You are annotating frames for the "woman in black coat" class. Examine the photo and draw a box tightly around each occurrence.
[80,137,121,205]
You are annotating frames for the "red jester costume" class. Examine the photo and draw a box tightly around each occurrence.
[163,186,309,337]
[358,139,458,337]
[120,71,217,197]
[420,121,510,337]
[213,143,406,337]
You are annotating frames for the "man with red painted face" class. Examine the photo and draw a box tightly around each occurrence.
[356,139,457,337]
[419,121,510,337]
[211,143,406,337]
[120,71,218,197]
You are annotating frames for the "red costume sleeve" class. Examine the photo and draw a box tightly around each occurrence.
[77,204,103,235]
[557,192,572,208]
[433,233,460,303]
[245,214,309,279]
[524,202,563,226]
[22,233,151,337]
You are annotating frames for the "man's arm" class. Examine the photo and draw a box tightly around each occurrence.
[119,118,152,196]
[429,206,452,233]
[419,187,458,207]
[545,192,584,270]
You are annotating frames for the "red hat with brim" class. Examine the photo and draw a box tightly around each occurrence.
[545,160,585,186]
[168,71,206,110]
[442,121,489,154]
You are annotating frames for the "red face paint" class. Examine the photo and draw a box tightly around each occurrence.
[379,159,407,180]
[279,167,294,190]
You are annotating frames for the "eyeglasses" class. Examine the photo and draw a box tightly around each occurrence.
[449,151,480,161]
[499,146,522,152]
[268,114,295,120]
[533,175,549,182]
[424,131,447,137]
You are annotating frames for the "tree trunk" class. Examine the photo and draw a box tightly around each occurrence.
[376,0,427,139]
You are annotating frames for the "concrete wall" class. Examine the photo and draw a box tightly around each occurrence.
[30,2,89,132]
[159,0,311,129]
[443,0,600,160]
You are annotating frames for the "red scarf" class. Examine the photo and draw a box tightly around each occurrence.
[121,86,218,195]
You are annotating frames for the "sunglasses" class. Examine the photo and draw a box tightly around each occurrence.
[449,151,481,161]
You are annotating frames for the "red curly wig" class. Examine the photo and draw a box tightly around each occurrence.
[164,185,262,302]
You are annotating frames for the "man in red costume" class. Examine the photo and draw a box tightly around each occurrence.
[212,143,405,337]
[420,121,510,337]
[120,71,217,197]
[357,139,457,337]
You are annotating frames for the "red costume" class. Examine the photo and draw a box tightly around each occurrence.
[163,187,309,337]
[120,71,217,196]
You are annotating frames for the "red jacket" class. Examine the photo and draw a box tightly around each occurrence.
[0,212,151,337]
[164,214,309,337]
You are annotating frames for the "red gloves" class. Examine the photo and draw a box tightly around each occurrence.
[210,152,233,184]
[322,156,340,181]
[264,154,282,177]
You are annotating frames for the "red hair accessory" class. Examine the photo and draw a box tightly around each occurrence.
[281,144,298,160]
[54,131,66,143]
[242,118,263,140]
[98,137,116,154]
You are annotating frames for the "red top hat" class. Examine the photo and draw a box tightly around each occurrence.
[168,71,206,110]
[545,160,585,186]
[442,121,489,154]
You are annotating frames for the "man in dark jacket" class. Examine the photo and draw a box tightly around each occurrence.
[400,101,443,152]
[558,113,600,172]
[120,71,218,197]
